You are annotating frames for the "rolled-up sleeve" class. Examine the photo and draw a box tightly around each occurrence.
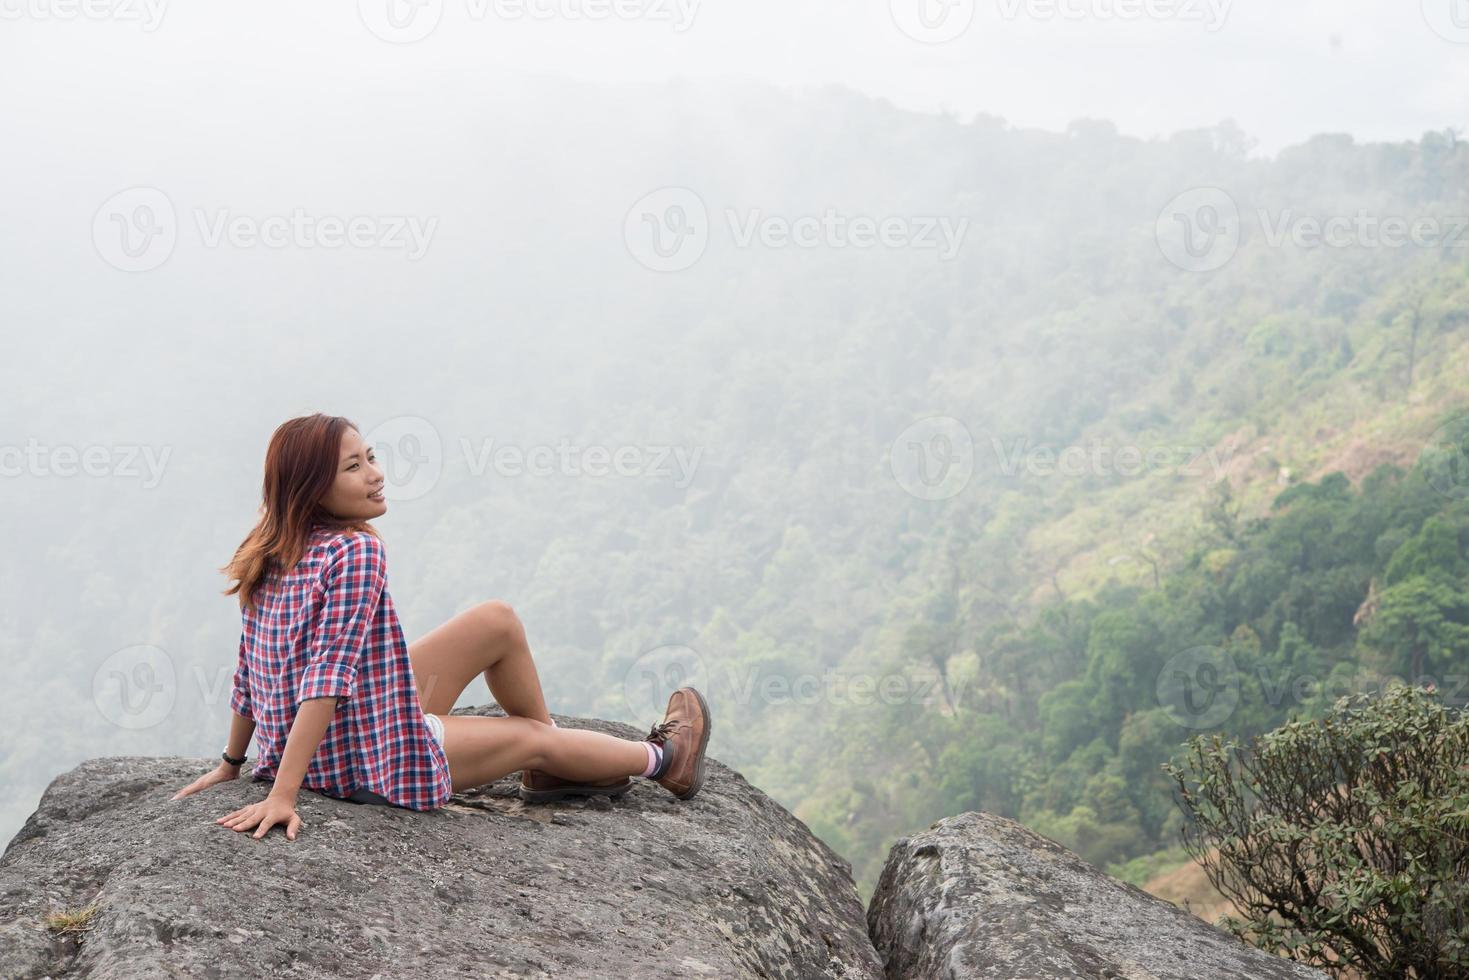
[297,532,386,705]
[229,631,252,720]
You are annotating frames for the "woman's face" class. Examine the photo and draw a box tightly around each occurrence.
[320,427,388,521]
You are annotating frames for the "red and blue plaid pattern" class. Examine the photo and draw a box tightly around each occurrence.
[230,526,453,810]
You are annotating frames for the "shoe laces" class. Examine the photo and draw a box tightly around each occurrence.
[643,719,679,744]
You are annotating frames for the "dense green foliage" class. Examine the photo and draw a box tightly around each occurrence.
[808,454,1469,894]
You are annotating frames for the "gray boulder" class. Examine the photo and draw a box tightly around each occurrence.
[0,705,881,980]
[867,810,1328,980]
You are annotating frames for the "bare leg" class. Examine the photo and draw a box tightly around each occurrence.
[408,600,552,722]
[409,600,651,791]
[435,715,649,792]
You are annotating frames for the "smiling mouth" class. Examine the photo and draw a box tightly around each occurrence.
[368,489,385,501]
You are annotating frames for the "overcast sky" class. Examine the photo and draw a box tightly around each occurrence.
[0,0,1464,157]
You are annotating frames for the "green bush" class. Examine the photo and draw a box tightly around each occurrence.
[1165,684,1469,979]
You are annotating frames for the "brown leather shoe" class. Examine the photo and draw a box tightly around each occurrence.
[643,686,712,800]
[519,768,634,803]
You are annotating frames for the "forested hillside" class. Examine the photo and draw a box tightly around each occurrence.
[504,108,1469,898]
[498,108,1469,898]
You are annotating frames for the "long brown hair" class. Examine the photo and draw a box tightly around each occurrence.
[221,413,379,613]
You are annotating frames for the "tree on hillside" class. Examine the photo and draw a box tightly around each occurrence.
[1361,515,1469,680]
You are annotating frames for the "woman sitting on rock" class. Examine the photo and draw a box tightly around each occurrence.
[171,412,711,840]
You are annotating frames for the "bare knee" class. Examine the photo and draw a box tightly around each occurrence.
[472,599,525,651]
[517,717,555,769]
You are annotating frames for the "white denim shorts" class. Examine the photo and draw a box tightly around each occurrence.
[424,710,445,747]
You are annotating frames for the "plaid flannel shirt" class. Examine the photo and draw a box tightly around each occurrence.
[230,526,452,810]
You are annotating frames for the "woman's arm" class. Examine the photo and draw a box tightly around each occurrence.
[225,708,256,767]
[215,707,327,839]
[171,707,258,800]
[265,696,340,803]
[224,631,257,768]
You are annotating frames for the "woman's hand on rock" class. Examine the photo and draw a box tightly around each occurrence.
[215,795,303,841]
[170,761,240,800]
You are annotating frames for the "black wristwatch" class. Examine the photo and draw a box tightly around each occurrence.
[222,749,247,767]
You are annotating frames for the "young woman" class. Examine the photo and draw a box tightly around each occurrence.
[171,413,711,841]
